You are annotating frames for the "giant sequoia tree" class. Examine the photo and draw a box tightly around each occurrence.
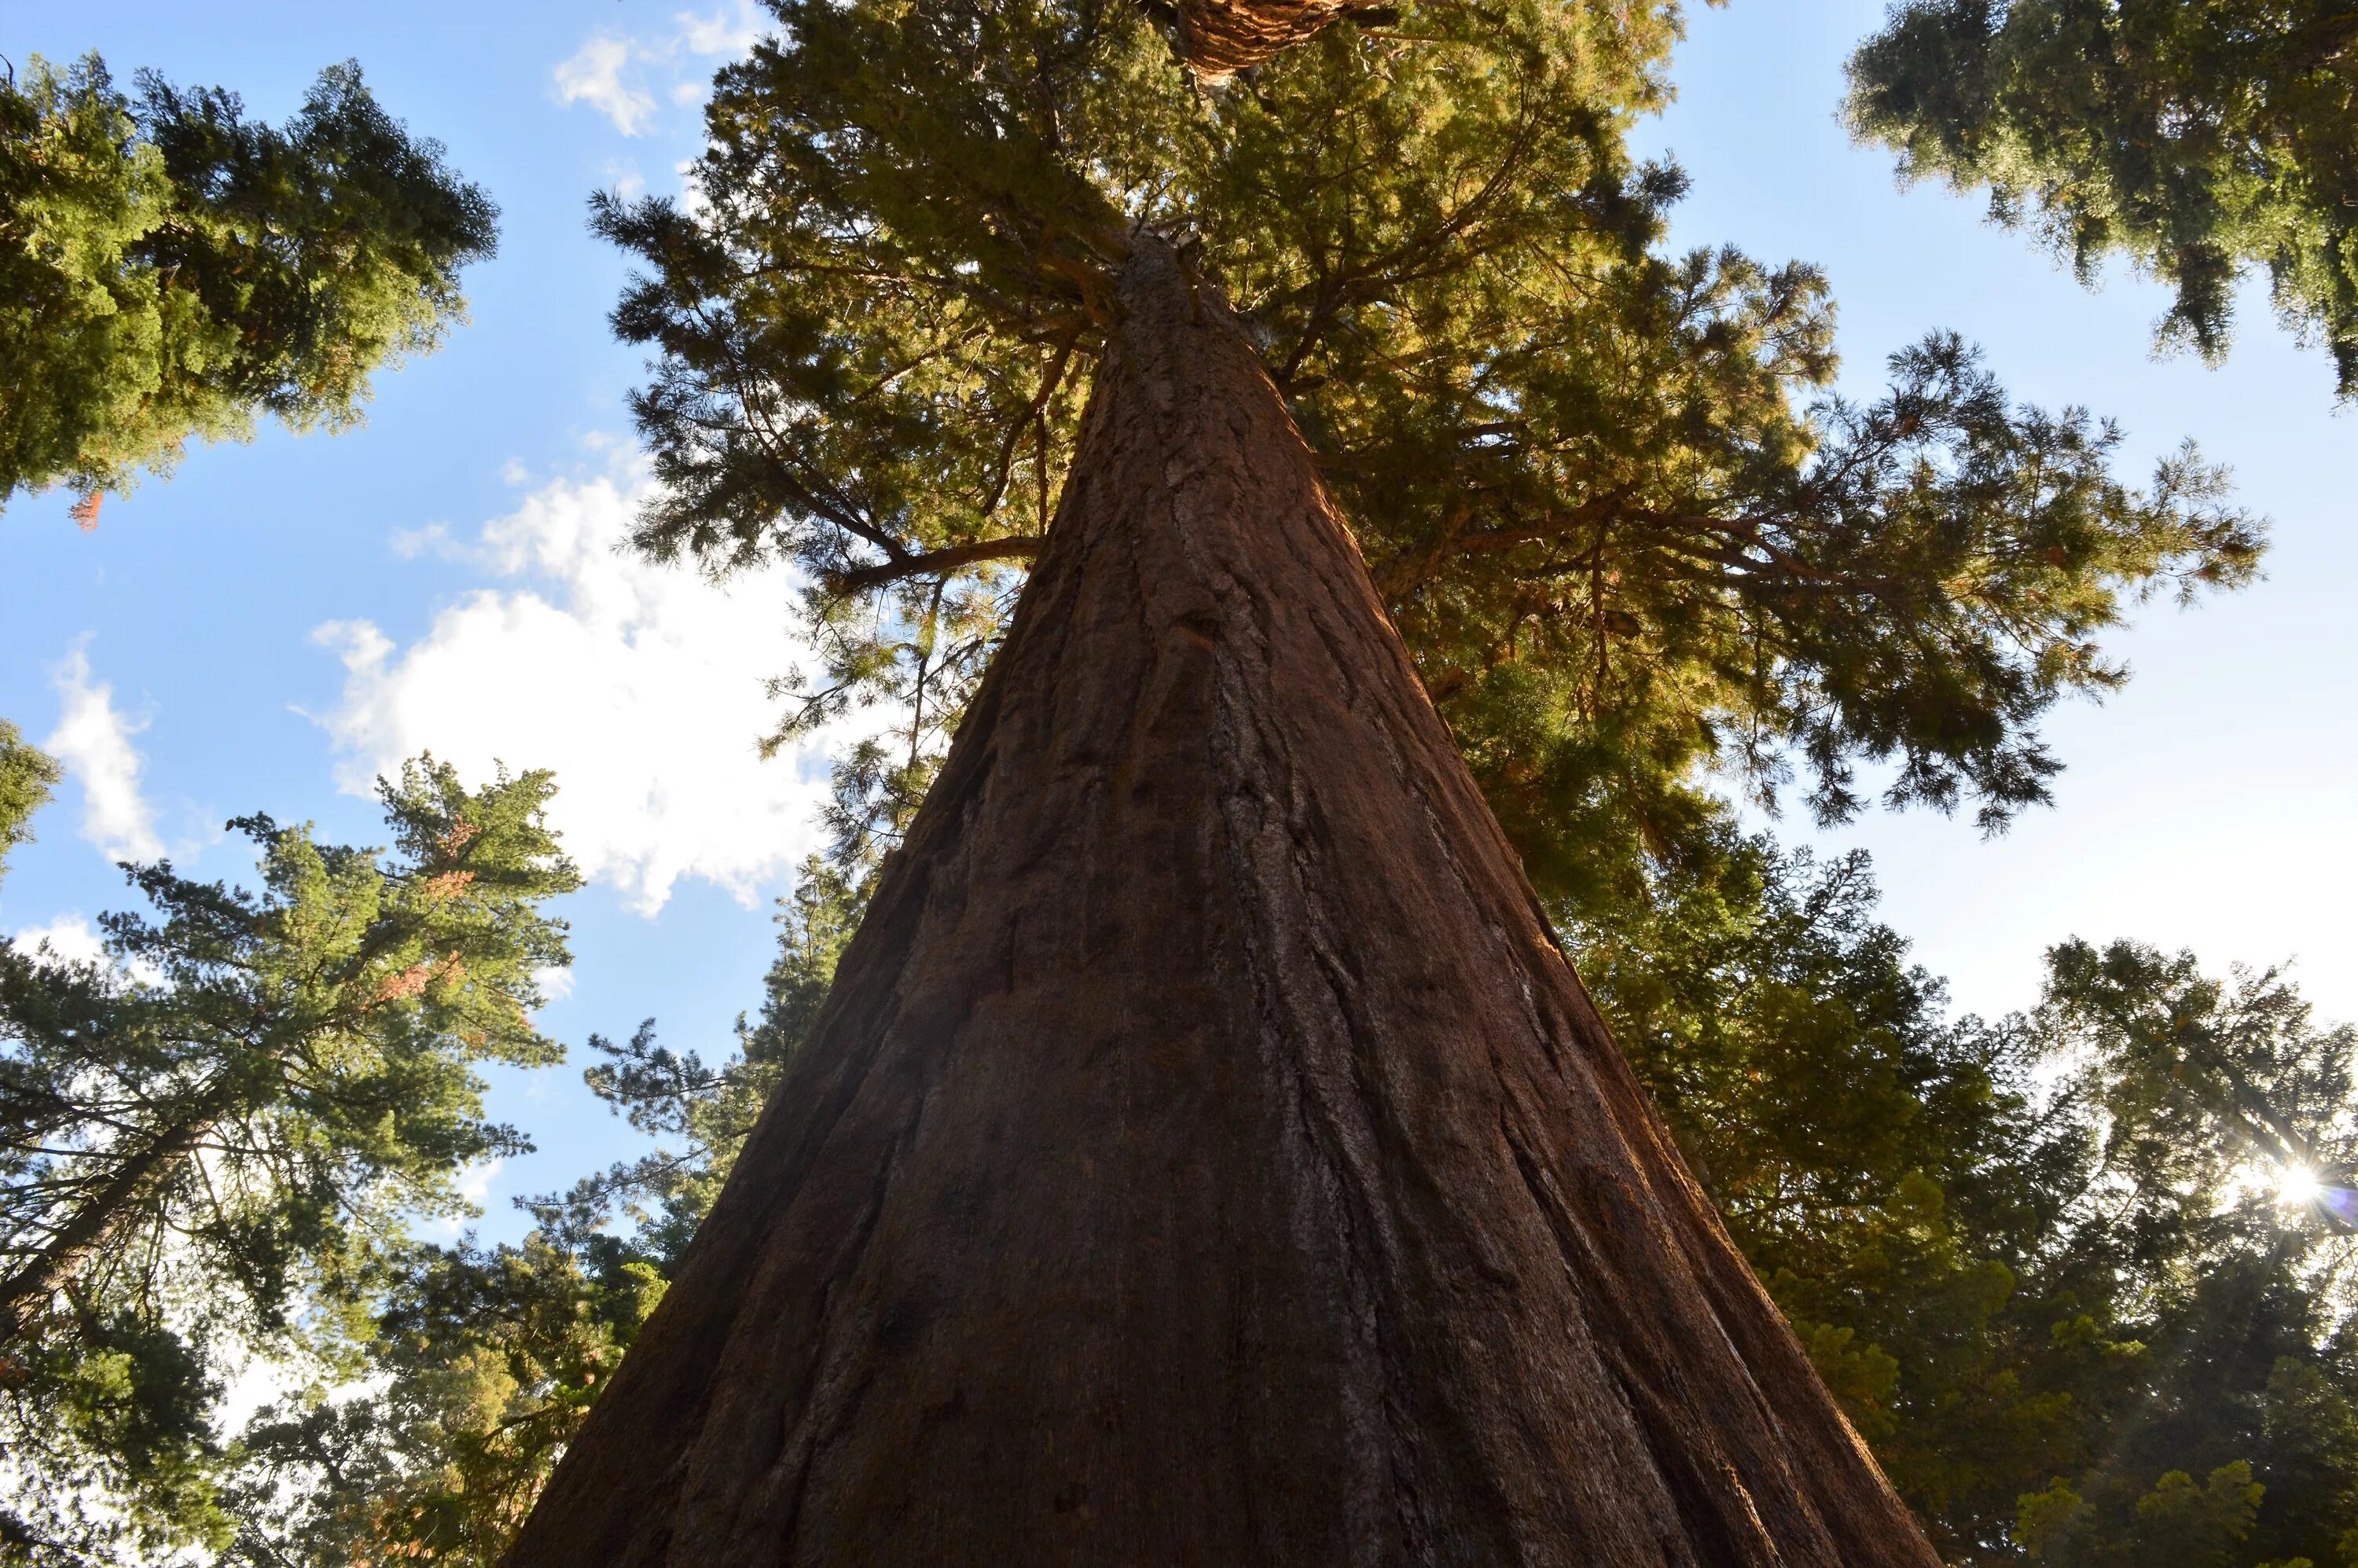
[509,2,2257,1560]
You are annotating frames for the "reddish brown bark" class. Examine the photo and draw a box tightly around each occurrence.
[1166,0,1388,79]
[503,233,1940,1567]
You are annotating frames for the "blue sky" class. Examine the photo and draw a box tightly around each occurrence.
[3,1,2354,1243]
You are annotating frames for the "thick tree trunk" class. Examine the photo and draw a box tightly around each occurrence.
[504,233,1939,1567]
[1165,0,1387,79]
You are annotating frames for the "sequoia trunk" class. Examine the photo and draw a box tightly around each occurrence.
[1165,0,1388,79]
[504,234,1939,1567]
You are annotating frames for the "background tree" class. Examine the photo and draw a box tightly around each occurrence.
[2000,941,2358,1568]
[221,1234,666,1568]
[1846,0,2358,399]
[214,860,861,1568]
[0,759,578,1565]
[0,53,498,514]
[1588,835,2358,1564]
[601,0,2258,916]
[0,722,61,890]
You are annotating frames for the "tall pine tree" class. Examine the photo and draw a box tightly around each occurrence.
[0,761,578,1562]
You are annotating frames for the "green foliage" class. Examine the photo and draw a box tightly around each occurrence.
[597,0,2259,890]
[1570,832,2100,1554]
[0,758,578,1563]
[0,53,497,509]
[223,1235,664,1567]
[0,721,62,890]
[1846,0,2358,398]
[1997,943,2358,1568]
[217,856,864,1567]
[2044,938,2358,1203]
[1573,846,2358,1564]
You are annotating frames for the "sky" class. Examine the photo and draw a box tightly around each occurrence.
[2,0,2354,1244]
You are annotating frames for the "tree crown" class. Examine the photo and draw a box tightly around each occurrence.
[1847,0,2358,398]
[0,53,498,507]
[601,0,2260,894]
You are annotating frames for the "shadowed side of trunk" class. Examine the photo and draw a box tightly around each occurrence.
[501,232,1940,1567]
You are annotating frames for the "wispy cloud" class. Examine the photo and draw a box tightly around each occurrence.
[46,646,163,864]
[553,36,658,136]
[551,4,768,138]
[674,2,765,57]
[435,1157,508,1236]
[390,520,455,560]
[313,450,850,915]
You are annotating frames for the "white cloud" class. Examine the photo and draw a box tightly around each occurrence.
[553,5,766,136]
[674,2,765,57]
[11,913,107,969]
[11,912,163,986]
[430,1157,508,1237]
[457,1158,505,1207]
[390,520,454,560]
[46,646,163,864]
[553,36,658,135]
[604,160,650,201]
[312,455,845,914]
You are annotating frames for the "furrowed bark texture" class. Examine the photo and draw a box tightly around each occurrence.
[504,234,1940,1567]
[1170,0,1382,79]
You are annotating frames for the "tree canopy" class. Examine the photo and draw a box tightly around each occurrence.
[1847,0,2358,398]
[0,759,578,1563]
[0,53,498,512]
[599,0,2260,911]
[1572,848,2358,1564]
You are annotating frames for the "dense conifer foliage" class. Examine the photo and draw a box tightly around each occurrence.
[0,723,61,891]
[600,0,2257,908]
[1581,845,2358,1562]
[0,762,577,1563]
[1847,0,2358,398]
[0,54,497,511]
